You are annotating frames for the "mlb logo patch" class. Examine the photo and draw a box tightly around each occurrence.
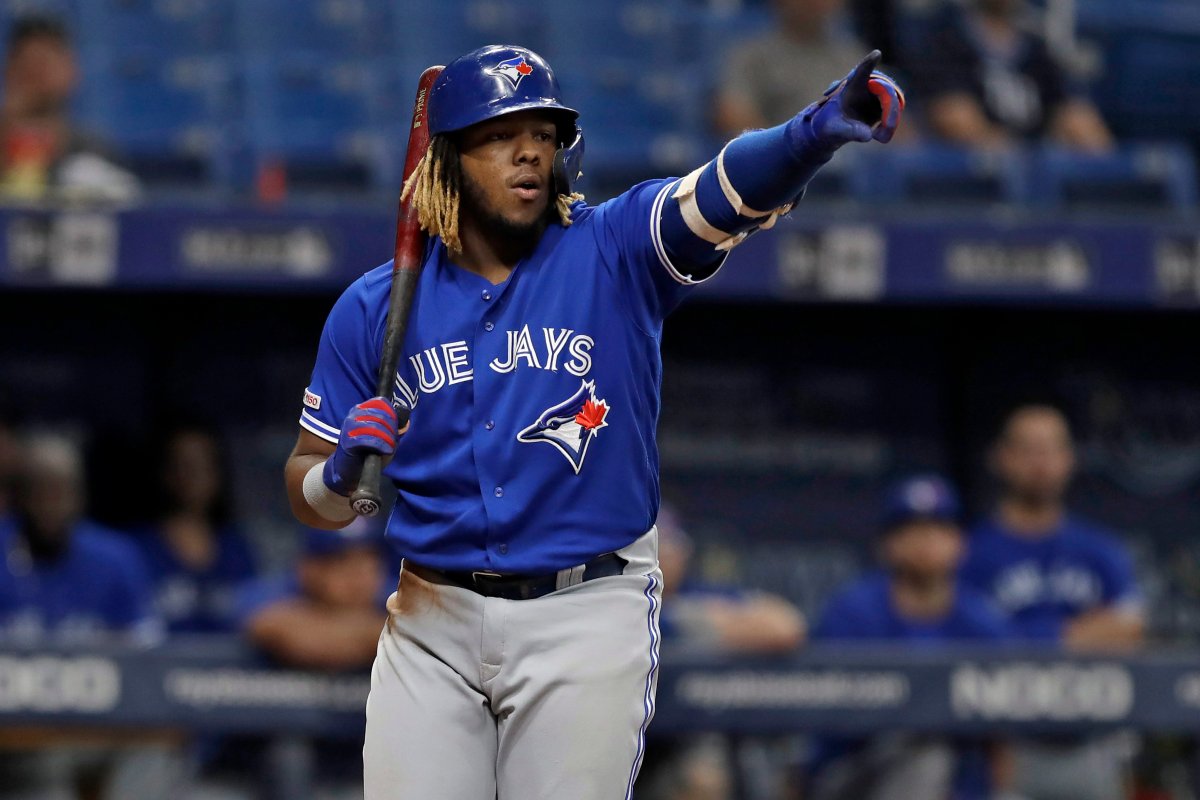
[303,389,322,410]
[488,56,534,89]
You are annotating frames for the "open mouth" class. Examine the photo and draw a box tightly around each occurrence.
[511,175,543,201]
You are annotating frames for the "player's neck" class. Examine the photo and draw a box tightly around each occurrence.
[997,498,1064,537]
[454,215,537,285]
[890,572,955,621]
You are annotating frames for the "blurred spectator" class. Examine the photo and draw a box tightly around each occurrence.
[135,426,258,635]
[639,504,805,800]
[0,433,159,644]
[657,503,806,653]
[805,475,1013,800]
[962,404,1144,648]
[0,433,178,800]
[0,402,18,517]
[911,0,1113,152]
[0,15,139,203]
[714,0,868,137]
[961,403,1143,800]
[235,518,388,670]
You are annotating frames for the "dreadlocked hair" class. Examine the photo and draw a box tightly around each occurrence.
[401,134,584,256]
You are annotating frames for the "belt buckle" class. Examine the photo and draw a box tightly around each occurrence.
[470,570,503,588]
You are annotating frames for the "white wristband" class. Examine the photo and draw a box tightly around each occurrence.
[302,461,356,522]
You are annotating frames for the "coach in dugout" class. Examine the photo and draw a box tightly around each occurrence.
[962,403,1144,800]
[805,474,1015,800]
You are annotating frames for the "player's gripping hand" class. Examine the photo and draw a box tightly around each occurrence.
[792,50,905,156]
[323,398,403,496]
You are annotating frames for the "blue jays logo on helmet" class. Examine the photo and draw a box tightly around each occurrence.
[517,380,610,474]
[488,55,535,90]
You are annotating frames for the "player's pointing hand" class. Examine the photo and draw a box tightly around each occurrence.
[793,50,906,154]
[323,397,406,497]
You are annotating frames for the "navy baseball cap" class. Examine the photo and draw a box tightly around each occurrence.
[302,517,383,558]
[881,474,961,531]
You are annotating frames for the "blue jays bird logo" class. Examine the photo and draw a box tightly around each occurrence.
[488,56,534,89]
[517,380,610,473]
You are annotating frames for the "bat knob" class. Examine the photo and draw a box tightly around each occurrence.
[351,493,381,518]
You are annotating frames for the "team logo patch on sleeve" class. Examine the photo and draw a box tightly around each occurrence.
[488,56,534,89]
[517,379,609,474]
[303,389,322,410]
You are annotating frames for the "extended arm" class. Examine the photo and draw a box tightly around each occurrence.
[660,52,905,273]
[246,599,385,670]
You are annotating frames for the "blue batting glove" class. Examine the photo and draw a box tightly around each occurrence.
[323,397,401,496]
[790,50,906,158]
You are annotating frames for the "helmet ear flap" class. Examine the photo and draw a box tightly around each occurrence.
[552,127,585,196]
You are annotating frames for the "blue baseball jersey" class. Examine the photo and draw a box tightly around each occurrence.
[808,571,1010,798]
[812,571,1012,642]
[300,179,719,573]
[960,515,1142,640]
[0,516,160,643]
[134,524,259,634]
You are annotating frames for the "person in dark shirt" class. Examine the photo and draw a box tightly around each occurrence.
[0,15,139,202]
[807,474,1013,800]
[961,403,1142,800]
[136,426,258,635]
[912,0,1113,152]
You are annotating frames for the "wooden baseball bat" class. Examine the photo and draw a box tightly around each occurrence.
[351,65,444,518]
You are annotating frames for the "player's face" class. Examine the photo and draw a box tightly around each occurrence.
[883,520,963,579]
[995,408,1075,505]
[19,466,82,541]
[457,110,558,236]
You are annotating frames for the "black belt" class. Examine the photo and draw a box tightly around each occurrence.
[407,552,627,600]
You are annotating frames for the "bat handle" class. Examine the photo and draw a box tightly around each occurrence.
[350,456,384,517]
[349,405,410,518]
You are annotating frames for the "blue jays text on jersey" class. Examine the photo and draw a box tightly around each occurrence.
[300,179,724,574]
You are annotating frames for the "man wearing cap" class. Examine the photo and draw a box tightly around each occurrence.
[805,475,1014,800]
[235,519,390,671]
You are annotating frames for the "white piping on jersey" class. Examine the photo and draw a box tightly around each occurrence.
[299,411,339,444]
[651,179,702,286]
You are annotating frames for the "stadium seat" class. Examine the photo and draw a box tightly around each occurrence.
[77,50,234,188]
[78,0,234,57]
[237,0,393,56]
[243,54,392,192]
[855,144,1027,206]
[1027,144,1197,212]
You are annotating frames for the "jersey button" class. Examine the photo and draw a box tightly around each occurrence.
[484,321,495,331]
[481,290,492,301]
[498,544,508,555]
[485,420,495,430]
[494,486,504,498]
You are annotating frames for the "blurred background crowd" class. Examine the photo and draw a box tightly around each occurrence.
[1,0,1199,798]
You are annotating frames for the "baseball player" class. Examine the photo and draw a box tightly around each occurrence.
[284,44,904,799]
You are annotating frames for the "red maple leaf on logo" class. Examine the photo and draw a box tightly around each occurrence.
[515,60,533,76]
[575,399,609,431]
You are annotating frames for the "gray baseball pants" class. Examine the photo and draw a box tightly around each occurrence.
[363,528,662,800]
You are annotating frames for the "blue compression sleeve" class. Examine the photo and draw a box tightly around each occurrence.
[659,118,834,271]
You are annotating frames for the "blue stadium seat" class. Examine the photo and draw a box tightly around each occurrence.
[78,0,234,56]
[78,50,234,187]
[243,54,392,191]
[238,0,393,55]
[1027,144,1197,211]
[395,0,552,69]
[856,144,1027,206]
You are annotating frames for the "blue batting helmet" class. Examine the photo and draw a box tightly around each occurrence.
[429,45,584,193]
[429,44,578,137]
